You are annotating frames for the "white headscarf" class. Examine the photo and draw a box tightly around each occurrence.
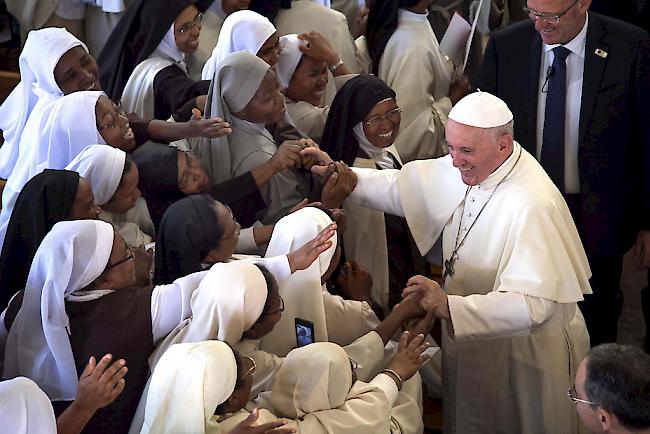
[0,28,88,180]
[3,220,114,401]
[140,341,237,434]
[151,23,186,66]
[276,34,305,90]
[65,145,126,206]
[149,261,268,369]
[259,207,337,357]
[201,10,276,80]
[0,91,106,250]
[0,377,57,434]
[197,51,270,183]
[353,120,402,170]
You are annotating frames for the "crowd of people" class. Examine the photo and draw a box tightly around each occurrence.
[0,0,649,433]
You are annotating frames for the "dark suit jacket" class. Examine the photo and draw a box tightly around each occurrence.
[477,12,650,256]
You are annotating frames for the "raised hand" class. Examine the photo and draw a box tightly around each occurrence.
[187,108,232,138]
[74,354,127,413]
[270,141,304,172]
[287,222,337,273]
[230,408,296,434]
[385,331,430,383]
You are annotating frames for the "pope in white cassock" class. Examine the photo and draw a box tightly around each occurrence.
[341,91,592,434]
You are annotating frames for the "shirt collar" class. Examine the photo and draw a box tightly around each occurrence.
[478,141,522,190]
[543,12,589,58]
[398,8,429,22]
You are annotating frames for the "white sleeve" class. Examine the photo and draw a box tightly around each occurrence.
[150,270,209,342]
[348,167,405,217]
[235,227,258,253]
[369,373,399,406]
[447,291,557,341]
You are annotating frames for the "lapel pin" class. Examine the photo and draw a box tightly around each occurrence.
[594,48,608,58]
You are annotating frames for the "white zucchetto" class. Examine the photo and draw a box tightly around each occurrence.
[448,91,513,128]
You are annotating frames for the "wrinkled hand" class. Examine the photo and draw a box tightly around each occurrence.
[634,230,650,268]
[187,108,232,138]
[74,354,127,413]
[385,331,431,382]
[298,31,339,66]
[393,293,426,322]
[337,260,373,302]
[302,147,334,172]
[320,162,357,208]
[271,141,305,172]
[448,75,471,105]
[287,222,337,273]
[132,247,153,287]
[402,275,450,320]
[230,408,296,434]
[407,310,436,342]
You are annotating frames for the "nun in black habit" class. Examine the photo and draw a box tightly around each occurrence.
[98,0,211,120]
[320,74,425,312]
[0,170,100,311]
[131,142,267,230]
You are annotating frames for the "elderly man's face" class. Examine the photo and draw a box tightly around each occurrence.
[525,0,591,45]
[574,358,603,432]
[445,119,511,186]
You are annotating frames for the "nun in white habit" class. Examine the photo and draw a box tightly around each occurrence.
[0,90,106,252]
[200,10,277,80]
[0,377,57,434]
[220,342,424,434]
[199,51,309,223]
[0,28,90,181]
[260,206,379,357]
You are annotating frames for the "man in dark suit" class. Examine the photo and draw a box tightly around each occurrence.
[476,0,650,346]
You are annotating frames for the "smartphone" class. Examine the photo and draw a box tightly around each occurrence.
[295,318,315,347]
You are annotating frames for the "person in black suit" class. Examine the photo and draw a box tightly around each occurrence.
[476,0,650,346]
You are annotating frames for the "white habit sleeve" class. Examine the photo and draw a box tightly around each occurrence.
[348,167,405,217]
[448,292,557,341]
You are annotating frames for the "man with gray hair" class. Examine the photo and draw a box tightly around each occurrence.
[316,90,593,433]
[572,344,650,433]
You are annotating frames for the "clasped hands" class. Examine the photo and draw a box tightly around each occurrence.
[402,275,451,321]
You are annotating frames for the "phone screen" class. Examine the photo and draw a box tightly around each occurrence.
[295,318,315,347]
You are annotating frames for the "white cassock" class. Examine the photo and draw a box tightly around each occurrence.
[348,141,591,434]
[376,9,453,162]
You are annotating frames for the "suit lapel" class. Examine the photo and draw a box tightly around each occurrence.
[525,33,543,155]
[580,14,610,144]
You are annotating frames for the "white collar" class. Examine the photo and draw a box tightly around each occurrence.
[543,12,589,58]
[398,8,429,22]
[477,141,522,190]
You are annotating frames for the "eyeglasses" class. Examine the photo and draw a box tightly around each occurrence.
[265,296,285,316]
[176,12,202,34]
[567,386,594,405]
[104,245,134,273]
[363,107,403,127]
[242,356,256,378]
[523,0,579,24]
[99,101,127,131]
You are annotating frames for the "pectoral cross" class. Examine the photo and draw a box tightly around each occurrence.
[442,252,458,282]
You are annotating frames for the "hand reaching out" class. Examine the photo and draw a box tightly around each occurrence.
[287,222,337,273]
[74,354,127,414]
[402,275,450,320]
[230,408,296,434]
[385,331,431,382]
[320,162,357,209]
[187,108,232,138]
[337,260,373,303]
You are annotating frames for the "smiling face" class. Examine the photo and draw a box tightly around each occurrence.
[362,99,401,149]
[174,5,201,54]
[95,96,135,151]
[177,151,210,194]
[236,70,285,124]
[526,0,590,45]
[101,162,141,213]
[285,56,329,106]
[445,119,513,186]
[93,231,137,290]
[54,46,100,95]
[67,178,101,220]
[202,202,240,264]
[257,32,282,67]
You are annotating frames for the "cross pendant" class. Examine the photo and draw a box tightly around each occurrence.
[443,253,457,281]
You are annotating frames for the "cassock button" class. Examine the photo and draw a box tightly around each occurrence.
[467,212,472,218]
[470,197,475,202]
